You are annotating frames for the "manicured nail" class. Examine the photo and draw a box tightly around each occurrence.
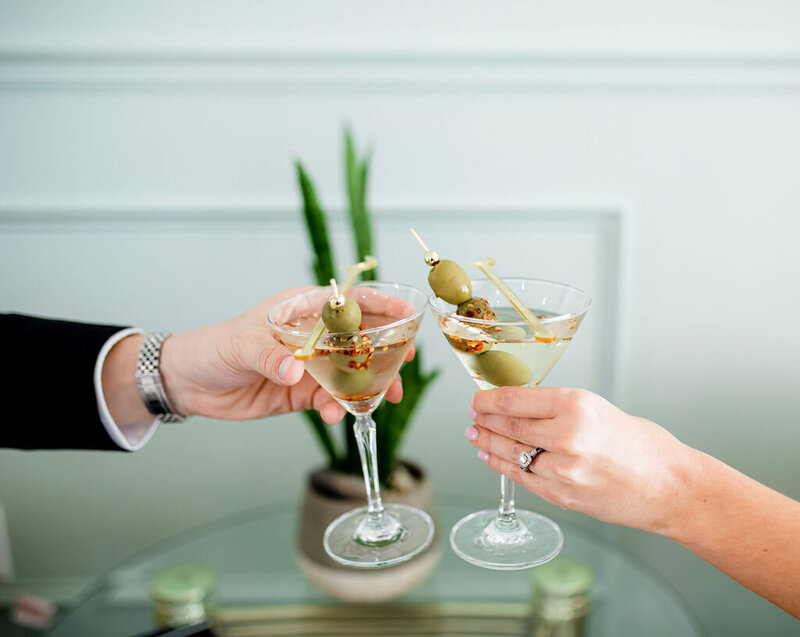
[478,450,490,462]
[464,426,479,441]
[278,356,295,382]
[468,406,477,420]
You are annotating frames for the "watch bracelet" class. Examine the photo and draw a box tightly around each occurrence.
[135,332,188,424]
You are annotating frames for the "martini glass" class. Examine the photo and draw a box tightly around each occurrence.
[430,278,590,570]
[268,282,434,568]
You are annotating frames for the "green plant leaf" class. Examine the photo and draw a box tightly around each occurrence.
[301,410,342,470]
[343,413,360,476]
[344,129,378,281]
[296,160,335,286]
[296,159,343,467]
[375,348,440,483]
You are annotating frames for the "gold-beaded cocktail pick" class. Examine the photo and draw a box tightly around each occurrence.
[294,256,378,360]
[409,228,473,306]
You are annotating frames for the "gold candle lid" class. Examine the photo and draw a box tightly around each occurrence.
[150,563,216,628]
[530,559,594,623]
[531,558,593,597]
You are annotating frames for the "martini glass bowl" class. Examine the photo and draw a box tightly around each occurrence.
[429,278,590,570]
[268,282,433,568]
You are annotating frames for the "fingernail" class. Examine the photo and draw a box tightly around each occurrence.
[464,426,479,441]
[478,450,490,462]
[278,356,294,382]
[468,406,477,420]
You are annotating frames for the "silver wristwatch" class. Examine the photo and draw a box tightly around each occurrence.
[135,333,188,424]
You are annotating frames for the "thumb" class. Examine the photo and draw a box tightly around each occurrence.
[250,338,306,386]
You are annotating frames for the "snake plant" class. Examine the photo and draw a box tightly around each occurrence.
[295,129,439,484]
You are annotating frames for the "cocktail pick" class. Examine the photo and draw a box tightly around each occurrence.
[410,228,440,266]
[329,278,344,307]
[467,258,556,343]
[294,256,378,360]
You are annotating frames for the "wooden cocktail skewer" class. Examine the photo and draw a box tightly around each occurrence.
[467,258,556,343]
[410,228,441,266]
[294,256,378,360]
[329,278,344,306]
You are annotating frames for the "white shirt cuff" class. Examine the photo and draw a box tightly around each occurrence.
[93,328,159,451]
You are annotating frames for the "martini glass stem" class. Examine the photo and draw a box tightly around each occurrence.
[354,414,385,516]
[351,413,404,546]
[497,475,520,529]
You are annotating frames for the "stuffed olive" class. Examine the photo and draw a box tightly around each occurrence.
[473,350,532,387]
[457,297,495,320]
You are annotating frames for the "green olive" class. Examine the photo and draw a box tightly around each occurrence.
[428,260,472,305]
[331,368,375,398]
[444,332,492,354]
[473,350,532,387]
[327,334,374,372]
[321,297,361,334]
[457,297,495,320]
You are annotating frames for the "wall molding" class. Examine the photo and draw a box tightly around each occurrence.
[0,199,633,404]
[2,48,800,92]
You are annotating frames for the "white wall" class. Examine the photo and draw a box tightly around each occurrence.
[1,2,799,635]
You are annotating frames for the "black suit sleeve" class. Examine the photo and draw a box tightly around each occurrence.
[1,313,132,451]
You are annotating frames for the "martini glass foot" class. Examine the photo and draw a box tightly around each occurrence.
[324,504,435,568]
[449,509,563,570]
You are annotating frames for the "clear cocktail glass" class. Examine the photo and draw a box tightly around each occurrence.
[268,282,434,568]
[429,278,590,570]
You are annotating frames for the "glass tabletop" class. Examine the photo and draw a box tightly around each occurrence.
[47,495,704,637]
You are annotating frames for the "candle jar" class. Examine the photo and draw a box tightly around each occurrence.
[529,558,594,637]
[149,563,216,630]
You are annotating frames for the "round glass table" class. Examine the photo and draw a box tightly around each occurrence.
[48,495,704,637]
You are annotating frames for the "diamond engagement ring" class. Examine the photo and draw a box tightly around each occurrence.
[519,447,545,472]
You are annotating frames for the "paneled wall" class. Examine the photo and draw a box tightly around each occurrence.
[1,3,799,635]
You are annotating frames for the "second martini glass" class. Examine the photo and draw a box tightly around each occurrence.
[268,282,433,568]
[430,278,590,570]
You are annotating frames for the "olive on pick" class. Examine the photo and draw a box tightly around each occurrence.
[331,368,375,398]
[448,296,495,353]
[445,332,492,354]
[473,350,532,387]
[428,259,472,306]
[328,334,374,373]
[411,230,473,306]
[321,294,361,334]
[457,297,495,320]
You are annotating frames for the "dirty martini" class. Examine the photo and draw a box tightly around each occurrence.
[430,277,590,570]
[268,282,433,568]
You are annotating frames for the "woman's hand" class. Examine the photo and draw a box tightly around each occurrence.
[467,386,702,537]
[467,386,800,618]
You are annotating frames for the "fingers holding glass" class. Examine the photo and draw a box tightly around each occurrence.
[472,386,567,420]
[310,384,346,424]
[347,286,418,320]
[384,374,404,404]
[465,425,553,477]
[469,412,559,454]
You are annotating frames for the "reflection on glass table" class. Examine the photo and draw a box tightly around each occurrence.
[47,496,705,637]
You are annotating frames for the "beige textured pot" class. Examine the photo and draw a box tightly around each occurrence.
[297,461,439,603]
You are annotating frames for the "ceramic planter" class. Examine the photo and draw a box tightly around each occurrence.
[297,462,439,602]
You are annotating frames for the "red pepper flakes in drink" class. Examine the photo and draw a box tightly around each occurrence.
[445,333,491,354]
